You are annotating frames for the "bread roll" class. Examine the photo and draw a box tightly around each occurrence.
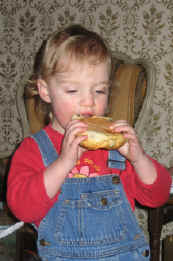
[73,115,126,150]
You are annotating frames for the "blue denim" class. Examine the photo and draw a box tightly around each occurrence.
[32,130,150,261]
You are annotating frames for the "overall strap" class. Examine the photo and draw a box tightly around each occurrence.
[108,150,126,170]
[31,130,58,167]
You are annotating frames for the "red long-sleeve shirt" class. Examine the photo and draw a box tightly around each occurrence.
[7,124,172,227]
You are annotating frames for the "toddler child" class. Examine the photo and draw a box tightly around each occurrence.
[7,24,171,261]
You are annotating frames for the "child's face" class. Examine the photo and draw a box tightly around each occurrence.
[39,60,110,133]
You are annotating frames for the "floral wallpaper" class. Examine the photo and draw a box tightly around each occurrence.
[0,0,173,168]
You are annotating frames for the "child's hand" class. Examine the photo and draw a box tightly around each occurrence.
[59,119,87,172]
[110,120,145,164]
[110,120,157,184]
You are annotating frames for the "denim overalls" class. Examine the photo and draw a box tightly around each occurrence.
[32,130,150,261]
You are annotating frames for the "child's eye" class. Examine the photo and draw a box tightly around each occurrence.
[66,90,77,93]
[96,90,106,94]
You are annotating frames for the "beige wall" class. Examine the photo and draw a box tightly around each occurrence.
[0,0,173,166]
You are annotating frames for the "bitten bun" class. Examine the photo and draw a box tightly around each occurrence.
[73,115,126,150]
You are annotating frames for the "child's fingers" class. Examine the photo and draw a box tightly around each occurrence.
[110,122,136,136]
[71,134,88,148]
[63,120,88,148]
[66,119,87,131]
[65,120,87,137]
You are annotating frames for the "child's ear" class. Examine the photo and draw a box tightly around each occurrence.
[37,79,51,103]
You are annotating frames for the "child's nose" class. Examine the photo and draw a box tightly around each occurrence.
[80,92,95,107]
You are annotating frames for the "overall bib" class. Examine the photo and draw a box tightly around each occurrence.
[32,130,150,261]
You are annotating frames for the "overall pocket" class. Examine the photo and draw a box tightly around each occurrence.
[55,189,128,246]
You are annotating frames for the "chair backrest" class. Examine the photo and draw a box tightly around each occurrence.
[24,87,47,134]
[23,62,147,133]
[108,63,146,126]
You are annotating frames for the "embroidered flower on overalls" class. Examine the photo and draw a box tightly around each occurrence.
[84,159,93,164]
[68,166,98,178]
[84,158,101,172]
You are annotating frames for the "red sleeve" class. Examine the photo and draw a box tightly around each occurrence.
[121,157,172,210]
[7,136,59,226]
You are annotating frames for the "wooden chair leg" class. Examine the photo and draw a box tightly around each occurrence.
[15,224,38,261]
[148,206,164,261]
[15,228,23,261]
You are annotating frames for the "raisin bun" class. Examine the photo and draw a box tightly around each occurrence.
[73,115,126,150]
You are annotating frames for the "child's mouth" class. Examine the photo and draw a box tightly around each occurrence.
[72,113,93,121]
[79,113,93,118]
